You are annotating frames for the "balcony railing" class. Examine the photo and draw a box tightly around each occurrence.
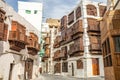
[9,31,27,43]
[45,37,50,45]
[54,36,61,48]
[87,18,100,32]
[44,48,50,58]
[73,38,84,53]
[72,20,83,40]
[53,50,61,61]
[8,31,28,51]
[60,46,67,59]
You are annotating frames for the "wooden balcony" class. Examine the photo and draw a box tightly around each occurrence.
[44,48,50,58]
[53,50,61,61]
[72,20,83,39]
[45,37,50,45]
[60,46,67,59]
[68,11,74,25]
[68,44,74,55]
[73,38,84,53]
[60,30,66,45]
[76,7,81,19]
[66,27,72,43]
[0,8,6,22]
[0,23,8,41]
[8,31,27,52]
[27,33,40,55]
[60,15,67,31]
[53,36,61,48]
[87,18,100,32]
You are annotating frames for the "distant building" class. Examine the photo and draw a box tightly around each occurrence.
[100,0,120,80]
[18,1,42,31]
[42,18,60,74]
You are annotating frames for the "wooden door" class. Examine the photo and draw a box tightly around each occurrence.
[9,63,14,80]
[72,63,74,76]
[24,59,33,79]
[92,58,99,75]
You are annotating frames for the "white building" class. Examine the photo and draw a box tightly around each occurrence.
[52,0,106,79]
[0,1,40,80]
[18,1,42,32]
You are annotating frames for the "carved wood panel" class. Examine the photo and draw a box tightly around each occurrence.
[66,27,72,43]
[68,11,74,25]
[61,15,67,31]
[76,7,81,19]
[45,37,50,45]
[61,46,67,59]
[74,38,84,53]
[87,4,97,16]
[87,18,100,32]
[68,43,74,55]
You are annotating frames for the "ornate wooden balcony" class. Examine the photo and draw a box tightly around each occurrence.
[44,48,50,58]
[0,8,6,22]
[45,37,50,45]
[66,27,72,43]
[8,31,27,52]
[0,23,8,41]
[60,30,66,45]
[60,15,67,31]
[68,44,74,55]
[60,46,67,59]
[76,7,81,19]
[73,38,84,53]
[53,36,61,48]
[53,50,61,61]
[72,20,83,39]
[27,33,40,55]
[87,18,100,32]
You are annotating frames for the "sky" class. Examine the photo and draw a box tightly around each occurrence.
[5,0,106,22]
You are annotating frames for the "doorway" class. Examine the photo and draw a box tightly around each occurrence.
[24,58,33,79]
[92,58,99,75]
[71,63,74,76]
[9,63,14,80]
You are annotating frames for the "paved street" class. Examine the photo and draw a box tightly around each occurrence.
[34,73,104,80]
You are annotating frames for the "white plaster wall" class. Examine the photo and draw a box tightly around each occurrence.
[18,1,42,31]
[0,53,25,80]
[0,1,41,80]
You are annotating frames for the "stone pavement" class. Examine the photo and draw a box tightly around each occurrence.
[34,73,105,80]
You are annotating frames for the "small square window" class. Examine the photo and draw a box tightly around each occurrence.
[25,10,31,14]
[34,10,38,14]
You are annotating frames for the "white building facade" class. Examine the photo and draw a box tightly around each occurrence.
[0,1,40,80]
[18,1,42,32]
[53,0,106,78]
